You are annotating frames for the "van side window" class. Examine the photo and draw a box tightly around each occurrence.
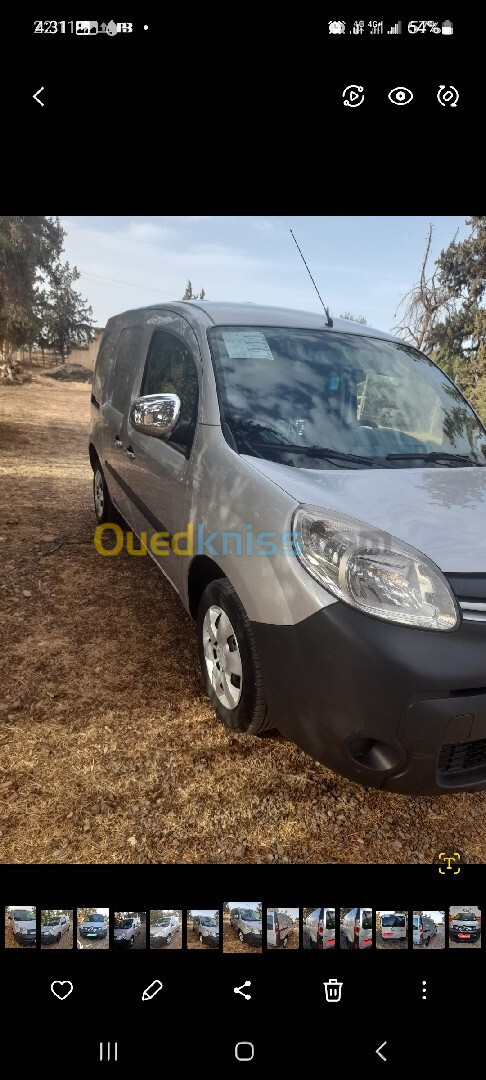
[141,329,199,448]
[109,326,144,413]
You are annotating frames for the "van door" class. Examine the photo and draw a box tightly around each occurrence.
[121,319,201,591]
[359,909,373,948]
[102,323,146,522]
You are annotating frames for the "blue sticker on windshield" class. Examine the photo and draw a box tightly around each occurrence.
[329,376,339,390]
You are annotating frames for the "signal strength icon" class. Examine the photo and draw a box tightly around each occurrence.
[387,21,402,34]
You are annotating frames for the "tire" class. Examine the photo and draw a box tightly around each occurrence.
[166,934,172,945]
[56,934,61,943]
[199,933,204,944]
[197,578,269,734]
[425,936,430,947]
[238,930,245,944]
[93,461,115,525]
[282,936,288,949]
[129,937,134,948]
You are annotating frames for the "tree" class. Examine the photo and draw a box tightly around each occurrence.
[340,311,367,324]
[393,219,486,423]
[0,215,65,359]
[0,215,95,363]
[430,216,486,418]
[38,261,94,360]
[182,280,205,300]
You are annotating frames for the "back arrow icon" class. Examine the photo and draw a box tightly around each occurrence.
[33,87,45,106]
[375,1040,387,1062]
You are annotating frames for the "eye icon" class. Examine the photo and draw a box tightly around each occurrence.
[388,86,414,105]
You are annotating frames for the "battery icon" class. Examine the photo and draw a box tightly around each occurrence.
[441,20,453,34]
[76,21,98,34]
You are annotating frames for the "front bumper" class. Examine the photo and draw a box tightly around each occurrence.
[252,602,486,794]
[14,934,36,946]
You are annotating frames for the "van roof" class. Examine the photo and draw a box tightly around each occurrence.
[108,300,397,342]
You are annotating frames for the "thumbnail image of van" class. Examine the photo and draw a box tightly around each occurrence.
[77,908,109,949]
[303,907,336,949]
[376,911,408,949]
[412,910,444,949]
[340,908,373,949]
[5,906,37,948]
[267,908,299,949]
[188,909,220,949]
[113,911,146,949]
[224,903,262,953]
[449,906,481,949]
[41,909,73,949]
[150,910,182,950]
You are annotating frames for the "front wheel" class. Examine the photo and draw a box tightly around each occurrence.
[197,578,269,735]
[238,930,245,944]
[166,934,172,945]
[93,461,115,525]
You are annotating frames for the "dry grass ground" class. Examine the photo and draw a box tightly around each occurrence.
[1,379,486,865]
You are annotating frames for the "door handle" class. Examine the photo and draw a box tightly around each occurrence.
[114,435,123,448]
[124,446,136,460]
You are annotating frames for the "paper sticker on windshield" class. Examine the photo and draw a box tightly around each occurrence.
[221,331,273,359]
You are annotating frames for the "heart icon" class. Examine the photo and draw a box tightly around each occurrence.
[51,980,74,1001]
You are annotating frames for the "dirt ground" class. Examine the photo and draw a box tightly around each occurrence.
[223,911,262,953]
[41,924,74,949]
[1,378,486,865]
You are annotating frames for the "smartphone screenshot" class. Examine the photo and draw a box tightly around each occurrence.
[0,11,483,1071]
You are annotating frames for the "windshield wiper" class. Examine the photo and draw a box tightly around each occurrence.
[249,443,379,466]
[386,451,483,466]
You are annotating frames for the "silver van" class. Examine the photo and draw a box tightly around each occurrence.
[341,908,373,949]
[413,914,437,946]
[380,913,407,942]
[304,907,335,949]
[266,910,294,948]
[89,302,486,794]
[230,907,262,946]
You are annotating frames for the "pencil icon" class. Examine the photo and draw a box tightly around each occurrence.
[142,979,163,1001]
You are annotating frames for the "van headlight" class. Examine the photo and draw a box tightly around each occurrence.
[293,506,459,631]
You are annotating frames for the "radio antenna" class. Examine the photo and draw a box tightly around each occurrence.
[290,229,333,327]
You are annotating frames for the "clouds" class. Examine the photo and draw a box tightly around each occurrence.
[58,216,467,332]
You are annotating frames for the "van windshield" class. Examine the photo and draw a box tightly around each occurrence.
[239,910,260,921]
[454,912,477,921]
[209,327,486,469]
[382,915,406,927]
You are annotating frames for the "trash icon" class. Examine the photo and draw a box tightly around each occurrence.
[324,978,343,1003]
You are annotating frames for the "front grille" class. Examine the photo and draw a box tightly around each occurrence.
[438,738,486,774]
[459,600,486,622]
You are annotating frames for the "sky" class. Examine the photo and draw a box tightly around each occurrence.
[59,216,470,332]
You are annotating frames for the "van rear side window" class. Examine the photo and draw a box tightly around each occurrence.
[362,910,372,929]
[326,910,335,929]
[109,326,144,413]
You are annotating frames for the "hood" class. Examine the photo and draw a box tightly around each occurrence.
[16,919,36,931]
[243,457,486,573]
[242,920,262,934]
[83,920,105,929]
[451,918,478,927]
[114,927,132,939]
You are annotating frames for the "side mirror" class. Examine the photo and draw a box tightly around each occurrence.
[129,393,181,439]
